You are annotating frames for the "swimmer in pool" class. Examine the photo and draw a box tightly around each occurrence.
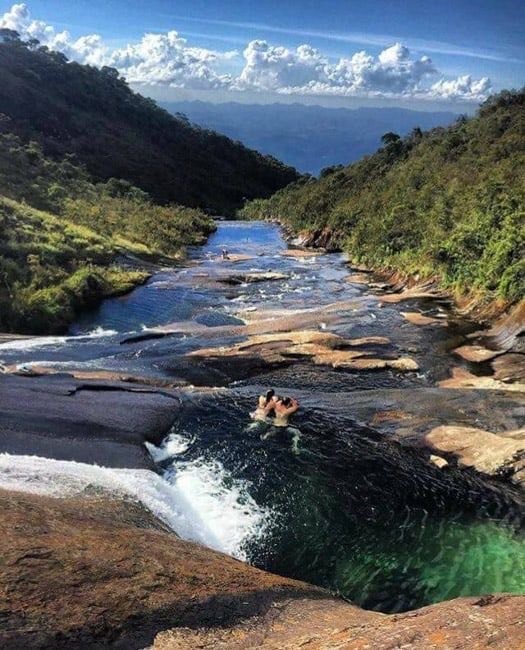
[261,396,302,453]
[249,389,276,423]
[273,396,299,427]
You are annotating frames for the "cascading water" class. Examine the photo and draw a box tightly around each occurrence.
[1,221,523,614]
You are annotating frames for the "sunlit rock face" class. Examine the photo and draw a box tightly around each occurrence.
[2,489,523,650]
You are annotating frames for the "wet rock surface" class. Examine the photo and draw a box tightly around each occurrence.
[425,425,525,486]
[0,374,181,469]
[0,222,524,648]
[0,490,323,649]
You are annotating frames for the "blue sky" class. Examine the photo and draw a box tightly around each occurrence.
[1,1,523,109]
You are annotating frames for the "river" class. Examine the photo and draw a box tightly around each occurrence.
[0,221,523,613]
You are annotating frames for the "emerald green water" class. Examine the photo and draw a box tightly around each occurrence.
[166,399,525,613]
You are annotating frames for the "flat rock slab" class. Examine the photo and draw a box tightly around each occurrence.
[401,311,447,327]
[326,356,419,371]
[379,284,449,304]
[425,425,525,485]
[345,273,371,285]
[187,330,416,372]
[215,254,256,263]
[0,374,182,469]
[492,353,525,383]
[439,367,525,393]
[0,489,324,649]
[476,299,525,351]
[280,249,320,258]
[453,344,502,362]
[217,272,288,285]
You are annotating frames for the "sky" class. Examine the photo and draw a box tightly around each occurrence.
[1,1,523,110]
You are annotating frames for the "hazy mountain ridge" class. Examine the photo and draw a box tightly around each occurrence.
[162,100,458,174]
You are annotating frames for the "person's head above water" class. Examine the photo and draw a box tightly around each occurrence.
[265,389,275,404]
[281,397,292,407]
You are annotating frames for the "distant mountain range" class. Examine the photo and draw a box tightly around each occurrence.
[162,101,458,174]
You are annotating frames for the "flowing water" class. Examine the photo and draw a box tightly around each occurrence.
[0,221,523,613]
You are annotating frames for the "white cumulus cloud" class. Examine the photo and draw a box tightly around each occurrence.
[0,3,492,101]
[429,74,492,101]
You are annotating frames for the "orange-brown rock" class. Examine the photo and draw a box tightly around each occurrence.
[439,367,525,393]
[425,424,525,486]
[186,330,418,372]
[216,253,256,263]
[345,273,372,285]
[453,344,502,362]
[379,282,448,304]
[280,248,320,258]
[1,486,524,649]
[475,299,525,351]
[0,489,324,649]
[401,311,447,326]
[492,353,525,383]
[154,594,525,649]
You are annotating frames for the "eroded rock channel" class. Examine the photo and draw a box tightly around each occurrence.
[0,221,523,648]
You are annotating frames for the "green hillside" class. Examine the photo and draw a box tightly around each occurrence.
[241,90,525,304]
[0,32,298,214]
[0,134,214,333]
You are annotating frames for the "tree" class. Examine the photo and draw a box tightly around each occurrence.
[0,29,21,43]
[381,132,401,146]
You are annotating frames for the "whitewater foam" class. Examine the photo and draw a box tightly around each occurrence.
[0,327,118,351]
[0,453,268,560]
[145,432,193,462]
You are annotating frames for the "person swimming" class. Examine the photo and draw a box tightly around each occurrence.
[261,396,301,453]
[250,389,276,422]
[273,396,299,427]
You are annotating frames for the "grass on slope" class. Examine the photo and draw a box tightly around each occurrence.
[240,90,525,304]
[0,135,215,334]
[0,196,151,333]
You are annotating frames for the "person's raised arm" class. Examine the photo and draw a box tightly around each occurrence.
[286,399,300,416]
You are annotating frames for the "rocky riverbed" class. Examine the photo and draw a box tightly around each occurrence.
[0,221,523,648]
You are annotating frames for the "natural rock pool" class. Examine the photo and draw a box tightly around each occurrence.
[1,221,523,613]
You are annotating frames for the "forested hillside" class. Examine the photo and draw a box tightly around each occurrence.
[241,90,525,304]
[0,31,297,214]
[0,134,214,333]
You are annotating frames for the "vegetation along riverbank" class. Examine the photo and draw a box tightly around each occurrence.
[240,89,525,314]
[0,32,298,334]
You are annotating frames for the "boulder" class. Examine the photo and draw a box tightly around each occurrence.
[280,249,320,258]
[424,425,525,486]
[217,271,288,285]
[0,489,324,649]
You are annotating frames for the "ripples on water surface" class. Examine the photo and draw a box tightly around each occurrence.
[151,394,524,613]
[2,221,523,613]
